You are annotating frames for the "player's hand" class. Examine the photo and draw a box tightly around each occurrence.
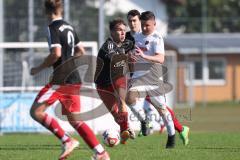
[30,67,41,75]
[135,46,145,58]
[127,51,137,63]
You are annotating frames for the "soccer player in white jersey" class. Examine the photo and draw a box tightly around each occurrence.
[126,11,176,148]
[126,9,190,146]
[126,9,155,136]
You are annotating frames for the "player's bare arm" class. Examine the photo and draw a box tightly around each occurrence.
[127,53,135,74]
[30,47,61,75]
[74,42,85,56]
[135,46,164,64]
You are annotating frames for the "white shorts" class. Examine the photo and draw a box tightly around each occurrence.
[128,83,167,109]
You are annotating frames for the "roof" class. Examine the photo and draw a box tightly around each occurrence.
[165,33,240,54]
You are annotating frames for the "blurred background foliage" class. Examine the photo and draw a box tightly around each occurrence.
[2,0,240,42]
[166,0,240,33]
[4,0,99,42]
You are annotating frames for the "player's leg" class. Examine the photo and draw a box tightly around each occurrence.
[135,99,152,136]
[158,116,166,134]
[30,102,71,143]
[60,85,109,160]
[148,96,176,148]
[116,86,129,133]
[127,89,152,139]
[96,87,123,129]
[68,117,109,160]
[30,85,72,159]
[115,78,136,140]
[142,97,158,136]
[144,98,166,134]
[30,84,71,143]
[165,106,183,132]
[126,85,154,137]
[157,105,184,133]
[166,106,190,145]
[97,86,132,144]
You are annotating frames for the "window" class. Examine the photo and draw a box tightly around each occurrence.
[185,58,226,86]
[194,61,203,80]
[208,61,225,80]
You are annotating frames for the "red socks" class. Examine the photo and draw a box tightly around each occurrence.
[116,112,129,133]
[42,114,70,143]
[43,114,103,152]
[167,107,183,132]
[73,122,100,149]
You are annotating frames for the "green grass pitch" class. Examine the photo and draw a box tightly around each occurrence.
[0,132,240,160]
[0,102,240,160]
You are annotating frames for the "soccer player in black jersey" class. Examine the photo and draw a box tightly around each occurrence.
[30,1,110,160]
[94,18,135,144]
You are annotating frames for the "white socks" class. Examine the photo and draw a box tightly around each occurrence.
[161,109,175,136]
[129,100,146,122]
[93,144,105,154]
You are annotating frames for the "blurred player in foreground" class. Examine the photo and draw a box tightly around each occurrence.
[30,0,110,159]
[95,18,135,144]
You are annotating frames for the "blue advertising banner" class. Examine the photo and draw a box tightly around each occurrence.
[0,93,53,133]
[0,92,162,134]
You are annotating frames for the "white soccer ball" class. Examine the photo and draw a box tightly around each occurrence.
[102,129,120,147]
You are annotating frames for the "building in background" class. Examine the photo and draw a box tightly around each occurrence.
[165,33,240,102]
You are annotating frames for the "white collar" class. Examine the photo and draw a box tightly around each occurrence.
[131,30,141,36]
[51,17,63,22]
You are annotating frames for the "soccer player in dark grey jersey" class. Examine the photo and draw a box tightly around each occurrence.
[95,18,135,144]
[30,1,110,160]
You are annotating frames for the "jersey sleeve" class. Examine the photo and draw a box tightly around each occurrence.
[48,27,62,48]
[97,48,106,59]
[73,30,81,47]
[154,36,165,55]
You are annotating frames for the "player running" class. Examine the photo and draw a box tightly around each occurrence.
[30,0,110,159]
[126,11,184,148]
[94,18,135,144]
[126,9,189,146]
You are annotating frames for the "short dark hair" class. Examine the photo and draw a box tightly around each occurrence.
[109,18,126,31]
[127,9,140,19]
[140,11,155,21]
[44,0,62,15]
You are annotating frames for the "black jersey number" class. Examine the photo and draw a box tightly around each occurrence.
[67,31,75,56]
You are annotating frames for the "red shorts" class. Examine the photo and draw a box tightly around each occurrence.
[34,83,81,114]
[96,76,127,112]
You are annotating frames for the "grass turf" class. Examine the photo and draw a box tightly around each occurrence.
[0,102,240,160]
[0,132,240,160]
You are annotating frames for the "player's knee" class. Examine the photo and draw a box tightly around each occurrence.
[29,106,38,120]
[69,120,84,128]
[29,103,46,121]
[126,91,138,106]
[156,107,167,116]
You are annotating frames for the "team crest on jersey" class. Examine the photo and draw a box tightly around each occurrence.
[136,41,148,51]
[139,46,148,52]
[107,42,114,51]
